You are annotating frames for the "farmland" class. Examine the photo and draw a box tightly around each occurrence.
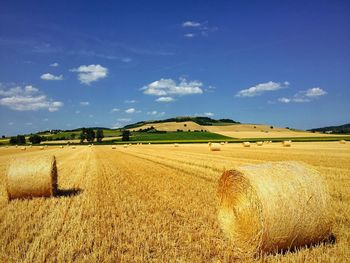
[0,142,349,262]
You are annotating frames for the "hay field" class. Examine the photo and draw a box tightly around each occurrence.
[204,124,341,138]
[0,142,349,262]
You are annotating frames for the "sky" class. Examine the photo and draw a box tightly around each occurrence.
[0,0,349,135]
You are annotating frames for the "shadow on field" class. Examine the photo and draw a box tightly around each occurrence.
[55,188,83,197]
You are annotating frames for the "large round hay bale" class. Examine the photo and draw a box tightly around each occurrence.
[174,143,179,147]
[40,146,44,150]
[256,141,263,146]
[220,142,225,145]
[339,140,346,144]
[283,140,292,147]
[6,155,58,200]
[124,144,128,148]
[210,143,221,151]
[20,147,26,151]
[217,161,333,256]
[112,146,116,149]
[242,142,250,147]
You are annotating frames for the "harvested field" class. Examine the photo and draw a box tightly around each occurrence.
[0,142,349,262]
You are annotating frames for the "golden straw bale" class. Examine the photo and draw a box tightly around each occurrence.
[210,143,221,151]
[124,144,128,148]
[339,140,346,144]
[174,143,179,147]
[256,141,263,146]
[60,146,64,149]
[20,147,26,151]
[217,161,333,256]
[40,146,44,150]
[71,146,76,149]
[6,155,58,200]
[242,142,250,147]
[220,142,225,145]
[112,146,116,149]
[283,140,292,147]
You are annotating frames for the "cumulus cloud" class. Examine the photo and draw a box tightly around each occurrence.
[80,101,89,106]
[125,99,137,104]
[182,21,201,27]
[125,108,141,114]
[111,108,120,112]
[156,97,175,102]
[204,112,214,117]
[70,64,108,85]
[40,73,63,81]
[147,111,165,116]
[142,77,203,99]
[50,62,59,67]
[0,84,63,111]
[277,87,327,104]
[236,81,289,97]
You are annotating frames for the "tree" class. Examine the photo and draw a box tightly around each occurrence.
[86,129,95,143]
[29,134,42,144]
[270,126,274,129]
[70,133,76,140]
[122,130,130,141]
[96,129,104,143]
[79,132,86,143]
[16,135,26,144]
[9,137,17,145]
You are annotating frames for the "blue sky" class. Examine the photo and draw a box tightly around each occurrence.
[1,0,349,135]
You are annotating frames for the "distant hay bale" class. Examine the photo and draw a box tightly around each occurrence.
[256,141,263,146]
[20,147,26,151]
[60,146,63,149]
[40,146,44,150]
[242,142,250,147]
[339,140,346,144]
[174,143,179,147]
[71,146,76,149]
[217,161,333,256]
[112,146,116,149]
[15,145,18,148]
[6,155,58,200]
[210,143,221,151]
[283,140,292,147]
[220,142,225,145]
[88,145,92,147]
[124,144,128,148]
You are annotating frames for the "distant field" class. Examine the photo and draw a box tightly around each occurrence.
[0,142,349,261]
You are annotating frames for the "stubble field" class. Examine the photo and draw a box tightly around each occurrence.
[0,142,349,262]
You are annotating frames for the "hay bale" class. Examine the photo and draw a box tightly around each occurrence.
[217,161,333,256]
[220,142,225,145]
[256,141,263,146]
[174,143,179,147]
[242,142,250,147]
[20,147,26,151]
[6,155,58,200]
[339,140,346,144]
[60,146,64,149]
[283,140,292,147]
[71,146,76,149]
[210,143,221,151]
[112,146,116,149]
[124,144,128,148]
[40,146,44,150]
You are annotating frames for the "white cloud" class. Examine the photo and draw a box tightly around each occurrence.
[204,112,214,117]
[236,81,289,97]
[125,99,137,104]
[117,118,132,122]
[156,96,175,102]
[277,87,327,104]
[142,77,203,98]
[50,62,59,67]
[80,101,89,106]
[40,73,63,81]
[0,84,63,112]
[111,108,120,112]
[182,21,201,27]
[147,111,165,116]
[70,64,108,85]
[184,33,195,38]
[125,108,138,114]
[278,97,291,103]
[305,87,327,97]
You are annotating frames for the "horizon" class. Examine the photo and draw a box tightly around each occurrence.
[1,1,350,135]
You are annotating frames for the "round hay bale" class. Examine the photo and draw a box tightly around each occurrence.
[112,146,116,149]
[242,142,250,147]
[174,143,179,147]
[217,161,333,256]
[339,140,346,144]
[283,140,292,147]
[40,146,44,150]
[256,141,263,146]
[60,146,64,149]
[71,146,76,149]
[20,147,26,151]
[6,155,58,200]
[210,143,221,151]
[124,144,128,148]
[220,142,225,145]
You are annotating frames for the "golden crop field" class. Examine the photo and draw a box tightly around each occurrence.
[0,142,349,262]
